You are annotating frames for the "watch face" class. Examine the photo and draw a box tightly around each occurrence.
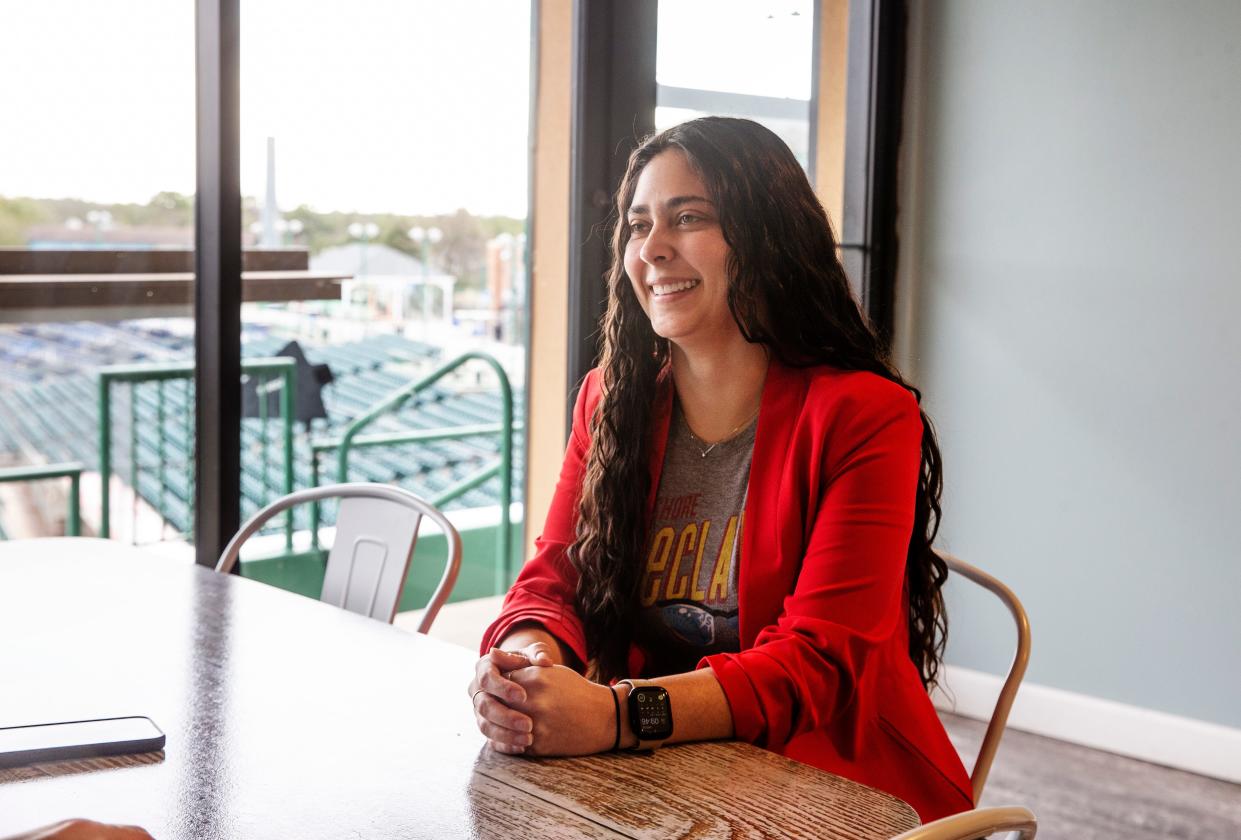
[629,686,673,741]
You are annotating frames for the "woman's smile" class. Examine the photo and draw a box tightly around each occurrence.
[623,150,736,348]
[649,277,701,297]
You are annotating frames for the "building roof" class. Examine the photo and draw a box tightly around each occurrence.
[311,242,438,278]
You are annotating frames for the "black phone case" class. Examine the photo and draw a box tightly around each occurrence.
[0,716,166,767]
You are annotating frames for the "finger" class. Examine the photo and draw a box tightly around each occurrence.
[522,641,555,666]
[478,716,534,748]
[474,651,520,687]
[479,660,527,704]
[476,693,533,733]
[489,740,525,755]
[486,647,536,670]
[473,650,529,690]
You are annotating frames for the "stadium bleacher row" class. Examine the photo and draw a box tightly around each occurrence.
[0,321,524,539]
[0,321,194,387]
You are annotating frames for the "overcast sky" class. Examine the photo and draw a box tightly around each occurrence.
[0,0,811,218]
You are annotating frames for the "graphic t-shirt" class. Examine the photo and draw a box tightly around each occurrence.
[634,401,756,676]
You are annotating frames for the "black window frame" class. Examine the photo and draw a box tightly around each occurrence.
[565,0,658,425]
[839,0,907,350]
[194,0,243,567]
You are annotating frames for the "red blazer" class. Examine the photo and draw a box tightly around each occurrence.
[481,360,973,822]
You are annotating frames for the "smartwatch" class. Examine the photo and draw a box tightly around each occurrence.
[617,679,673,750]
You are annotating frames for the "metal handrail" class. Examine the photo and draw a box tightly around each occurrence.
[97,358,296,543]
[313,351,516,589]
[0,461,84,536]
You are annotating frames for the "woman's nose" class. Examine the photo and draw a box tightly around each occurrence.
[639,224,672,264]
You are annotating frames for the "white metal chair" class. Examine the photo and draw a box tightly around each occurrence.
[937,551,1032,802]
[891,805,1037,840]
[216,483,462,630]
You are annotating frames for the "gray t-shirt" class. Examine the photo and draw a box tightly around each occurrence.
[634,401,756,676]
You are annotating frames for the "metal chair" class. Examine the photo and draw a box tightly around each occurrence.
[216,483,462,630]
[891,805,1037,840]
[902,553,1035,839]
[937,551,1032,802]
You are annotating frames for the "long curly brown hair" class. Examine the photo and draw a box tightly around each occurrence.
[567,117,949,689]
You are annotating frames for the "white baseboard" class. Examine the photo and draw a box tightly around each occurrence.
[932,664,1241,785]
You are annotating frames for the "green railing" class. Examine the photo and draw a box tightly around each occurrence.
[309,351,516,590]
[0,462,83,536]
[97,358,296,544]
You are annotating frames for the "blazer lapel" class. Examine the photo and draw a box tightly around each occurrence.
[739,360,808,647]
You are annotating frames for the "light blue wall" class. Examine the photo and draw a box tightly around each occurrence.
[897,1,1241,728]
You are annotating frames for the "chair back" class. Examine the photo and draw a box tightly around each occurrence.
[937,551,1032,802]
[891,805,1037,840]
[217,483,462,629]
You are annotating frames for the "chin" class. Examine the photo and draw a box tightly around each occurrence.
[650,323,689,342]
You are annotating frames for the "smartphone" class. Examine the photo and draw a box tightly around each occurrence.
[0,716,165,767]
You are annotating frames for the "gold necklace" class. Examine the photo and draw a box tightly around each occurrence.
[682,405,760,459]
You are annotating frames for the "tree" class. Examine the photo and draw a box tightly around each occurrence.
[0,196,50,246]
[436,208,486,291]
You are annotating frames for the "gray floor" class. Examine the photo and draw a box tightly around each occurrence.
[943,713,1241,839]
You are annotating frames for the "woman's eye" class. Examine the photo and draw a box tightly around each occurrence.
[628,220,649,235]
[677,213,701,225]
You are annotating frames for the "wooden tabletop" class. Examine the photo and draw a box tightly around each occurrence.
[0,539,919,839]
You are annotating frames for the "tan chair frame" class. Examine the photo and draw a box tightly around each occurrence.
[937,551,1032,802]
[891,805,1037,840]
[217,482,462,631]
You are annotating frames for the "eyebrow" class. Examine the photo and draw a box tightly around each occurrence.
[627,195,714,216]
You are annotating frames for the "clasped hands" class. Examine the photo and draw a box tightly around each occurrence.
[468,641,619,756]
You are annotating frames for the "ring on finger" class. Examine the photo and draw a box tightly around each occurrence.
[471,688,486,706]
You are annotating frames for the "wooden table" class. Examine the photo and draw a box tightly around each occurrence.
[0,539,920,839]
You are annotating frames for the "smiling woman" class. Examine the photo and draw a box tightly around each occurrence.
[467,117,972,824]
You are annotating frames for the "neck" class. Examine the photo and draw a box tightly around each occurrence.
[670,339,769,443]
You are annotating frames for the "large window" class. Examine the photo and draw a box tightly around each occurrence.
[235,0,532,601]
[0,1,197,552]
[0,2,532,604]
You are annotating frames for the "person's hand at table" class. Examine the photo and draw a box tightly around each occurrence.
[4,819,154,840]
[506,664,617,756]
[468,639,556,754]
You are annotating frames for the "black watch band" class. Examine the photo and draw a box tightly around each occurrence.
[617,679,673,750]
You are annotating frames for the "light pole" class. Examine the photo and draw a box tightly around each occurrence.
[279,217,304,246]
[85,209,113,245]
[408,225,443,331]
[348,221,380,277]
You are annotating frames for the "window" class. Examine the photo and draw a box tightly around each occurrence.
[656,1,815,170]
[235,2,532,596]
[0,1,533,602]
[0,1,197,552]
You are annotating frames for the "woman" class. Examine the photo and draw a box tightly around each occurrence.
[467,117,973,822]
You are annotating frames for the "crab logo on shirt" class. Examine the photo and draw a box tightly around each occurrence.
[662,602,715,646]
[658,602,741,648]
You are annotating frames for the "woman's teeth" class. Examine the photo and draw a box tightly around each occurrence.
[652,279,700,296]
